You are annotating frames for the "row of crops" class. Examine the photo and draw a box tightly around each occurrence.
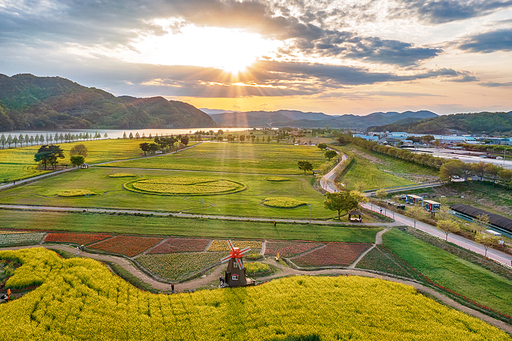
[0,248,508,340]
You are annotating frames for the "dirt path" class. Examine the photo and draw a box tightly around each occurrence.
[348,227,391,268]
[1,243,511,334]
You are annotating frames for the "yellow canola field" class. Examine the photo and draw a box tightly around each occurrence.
[0,248,509,341]
[126,177,247,196]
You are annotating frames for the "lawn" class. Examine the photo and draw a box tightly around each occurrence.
[383,228,512,316]
[339,153,414,191]
[0,210,381,243]
[0,139,146,181]
[98,142,330,175]
[338,143,439,191]
[0,248,508,341]
[0,167,341,219]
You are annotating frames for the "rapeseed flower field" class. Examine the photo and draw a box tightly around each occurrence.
[0,248,509,340]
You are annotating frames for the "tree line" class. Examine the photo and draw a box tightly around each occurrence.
[344,134,512,188]
[1,132,106,149]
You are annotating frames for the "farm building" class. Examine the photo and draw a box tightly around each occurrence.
[405,194,423,205]
[450,204,512,236]
[422,200,441,213]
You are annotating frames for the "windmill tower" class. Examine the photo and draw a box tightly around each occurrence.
[220,240,251,287]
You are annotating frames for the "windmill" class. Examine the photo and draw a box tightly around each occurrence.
[220,240,251,287]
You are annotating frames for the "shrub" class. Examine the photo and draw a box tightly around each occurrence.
[263,197,307,208]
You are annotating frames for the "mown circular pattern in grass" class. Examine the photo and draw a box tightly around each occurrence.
[263,197,307,208]
[124,176,247,196]
[57,189,97,197]
[266,176,291,182]
[108,173,137,178]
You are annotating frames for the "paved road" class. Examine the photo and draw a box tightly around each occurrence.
[320,151,346,193]
[319,154,512,267]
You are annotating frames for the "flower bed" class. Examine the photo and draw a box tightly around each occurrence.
[88,235,164,257]
[124,176,247,196]
[136,252,225,281]
[208,240,261,252]
[266,176,291,182]
[291,242,371,267]
[0,232,46,246]
[108,173,137,178]
[44,233,112,245]
[245,262,272,276]
[265,241,324,258]
[147,238,210,254]
[57,189,97,197]
[263,197,307,208]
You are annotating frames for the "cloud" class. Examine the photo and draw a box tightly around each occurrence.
[0,0,441,67]
[391,0,512,24]
[479,81,512,87]
[458,28,512,53]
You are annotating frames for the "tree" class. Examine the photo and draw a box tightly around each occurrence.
[471,162,486,180]
[148,143,159,154]
[34,145,65,170]
[317,143,327,150]
[70,144,88,158]
[406,205,428,226]
[104,132,108,138]
[297,160,313,174]
[139,142,150,155]
[474,233,500,257]
[123,132,127,139]
[439,159,465,181]
[70,155,85,167]
[437,219,460,240]
[324,150,337,160]
[375,189,388,200]
[323,191,368,220]
[129,132,134,139]
[181,135,189,146]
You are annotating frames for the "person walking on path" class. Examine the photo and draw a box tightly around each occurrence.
[76,246,80,255]
[171,284,175,293]
[273,221,277,227]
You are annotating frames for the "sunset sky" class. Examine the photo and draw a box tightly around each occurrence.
[1,0,511,115]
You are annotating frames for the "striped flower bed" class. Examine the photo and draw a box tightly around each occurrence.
[0,232,46,246]
[291,242,371,267]
[44,233,112,245]
[147,238,210,254]
[265,241,324,258]
[88,235,164,257]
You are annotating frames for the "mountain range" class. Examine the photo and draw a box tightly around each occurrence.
[368,111,512,136]
[0,74,216,131]
[208,109,438,129]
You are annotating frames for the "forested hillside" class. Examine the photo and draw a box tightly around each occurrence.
[0,74,216,130]
[368,112,512,136]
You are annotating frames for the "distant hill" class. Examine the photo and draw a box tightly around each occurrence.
[0,74,216,130]
[208,109,438,129]
[368,111,512,136]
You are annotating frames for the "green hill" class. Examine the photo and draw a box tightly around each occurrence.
[0,74,216,130]
[368,111,512,136]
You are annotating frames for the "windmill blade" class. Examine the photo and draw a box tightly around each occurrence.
[235,257,243,269]
[227,240,235,251]
[240,247,251,254]
[220,254,232,263]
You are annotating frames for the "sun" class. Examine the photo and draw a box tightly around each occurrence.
[126,23,279,74]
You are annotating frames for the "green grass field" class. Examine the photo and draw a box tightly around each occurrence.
[339,153,414,191]
[0,167,342,219]
[99,142,329,174]
[337,144,439,191]
[383,228,512,316]
[0,139,147,181]
[0,210,380,243]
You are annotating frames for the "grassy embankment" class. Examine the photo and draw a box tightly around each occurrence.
[337,143,439,191]
[0,210,380,243]
[382,228,512,317]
